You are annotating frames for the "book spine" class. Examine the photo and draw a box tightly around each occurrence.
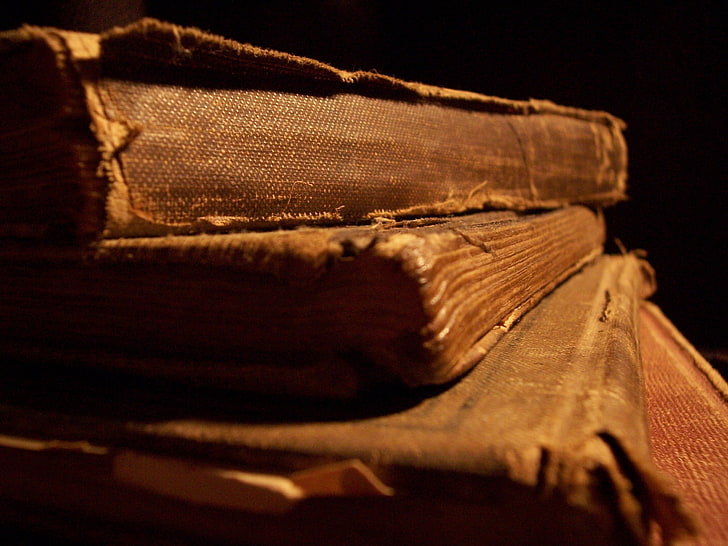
[0,23,628,240]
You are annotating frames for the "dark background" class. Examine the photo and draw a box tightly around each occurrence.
[3,2,725,365]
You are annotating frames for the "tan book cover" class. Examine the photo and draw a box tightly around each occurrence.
[0,255,694,544]
[0,206,603,394]
[1,18,627,240]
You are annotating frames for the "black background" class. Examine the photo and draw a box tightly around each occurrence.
[3,2,725,363]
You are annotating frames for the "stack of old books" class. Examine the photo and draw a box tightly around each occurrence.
[1,18,723,545]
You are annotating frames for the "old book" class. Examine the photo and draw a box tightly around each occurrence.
[640,302,728,545]
[0,205,603,396]
[0,255,694,544]
[0,18,627,241]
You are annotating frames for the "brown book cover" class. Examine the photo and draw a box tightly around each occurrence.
[1,18,627,240]
[640,302,728,545]
[0,255,694,545]
[0,205,603,395]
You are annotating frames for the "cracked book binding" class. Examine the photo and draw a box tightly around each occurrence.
[0,206,605,395]
[1,18,627,241]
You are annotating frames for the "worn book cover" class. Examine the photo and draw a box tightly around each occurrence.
[0,206,603,395]
[0,255,694,544]
[640,302,728,545]
[1,18,627,240]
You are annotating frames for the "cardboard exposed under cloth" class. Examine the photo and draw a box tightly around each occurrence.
[0,255,695,545]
